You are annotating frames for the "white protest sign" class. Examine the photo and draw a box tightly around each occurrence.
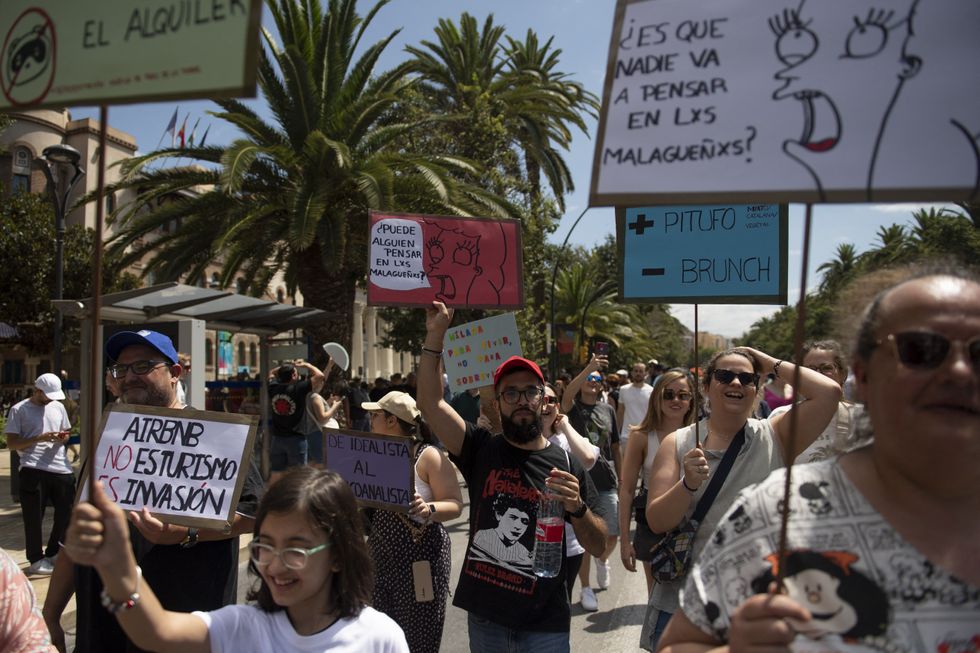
[591,0,980,205]
[442,313,523,391]
[92,404,257,530]
[368,217,431,291]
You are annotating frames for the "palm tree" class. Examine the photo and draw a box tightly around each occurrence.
[101,0,512,352]
[816,242,858,294]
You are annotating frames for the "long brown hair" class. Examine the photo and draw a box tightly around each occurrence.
[634,368,697,434]
[247,467,373,618]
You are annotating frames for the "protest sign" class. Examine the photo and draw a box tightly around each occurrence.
[91,404,258,530]
[591,0,980,205]
[367,211,524,308]
[617,203,787,304]
[0,0,261,109]
[323,428,414,513]
[443,313,523,391]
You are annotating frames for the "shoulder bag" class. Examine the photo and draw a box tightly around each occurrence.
[647,424,746,582]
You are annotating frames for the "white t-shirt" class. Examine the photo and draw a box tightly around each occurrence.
[617,383,653,438]
[549,433,601,557]
[770,401,862,464]
[5,398,72,474]
[681,458,980,650]
[195,605,409,653]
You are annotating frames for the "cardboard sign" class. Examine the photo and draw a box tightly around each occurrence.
[443,313,523,391]
[591,0,980,205]
[617,204,787,304]
[323,428,414,513]
[366,211,524,308]
[0,0,261,110]
[92,404,258,530]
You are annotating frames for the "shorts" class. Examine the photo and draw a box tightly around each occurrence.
[270,434,308,471]
[593,490,619,537]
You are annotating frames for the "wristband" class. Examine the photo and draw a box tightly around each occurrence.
[773,359,784,378]
[421,346,443,357]
[428,503,437,519]
[681,475,698,493]
[568,501,588,519]
[180,527,199,549]
[101,566,142,614]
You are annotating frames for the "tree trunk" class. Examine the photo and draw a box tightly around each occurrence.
[295,244,357,372]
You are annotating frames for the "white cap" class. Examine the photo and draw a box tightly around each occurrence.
[616,369,629,377]
[35,373,65,401]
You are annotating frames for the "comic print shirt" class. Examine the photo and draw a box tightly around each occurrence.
[680,458,980,653]
[450,422,599,632]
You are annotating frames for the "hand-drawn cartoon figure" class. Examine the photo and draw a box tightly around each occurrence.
[799,481,832,515]
[470,493,535,574]
[769,0,980,200]
[5,24,52,88]
[751,550,889,642]
[422,219,507,305]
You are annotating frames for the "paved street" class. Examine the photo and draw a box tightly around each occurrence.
[2,450,650,651]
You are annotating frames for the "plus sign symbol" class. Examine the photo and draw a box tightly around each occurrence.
[628,213,655,235]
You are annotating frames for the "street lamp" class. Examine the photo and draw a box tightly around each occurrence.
[40,143,85,378]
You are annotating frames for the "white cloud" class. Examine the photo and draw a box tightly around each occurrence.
[669,303,783,340]
[871,203,950,214]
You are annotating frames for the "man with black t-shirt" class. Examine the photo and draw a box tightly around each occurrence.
[268,359,325,481]
[418,302,606,651]
[42,329,264,653]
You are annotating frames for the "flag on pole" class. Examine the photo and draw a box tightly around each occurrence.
[157,107,179,149]
[177,114,189,148]
[187,117,202,147]
[199,125,211,148]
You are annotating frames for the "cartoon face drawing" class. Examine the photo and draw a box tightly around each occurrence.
[799,481,832,515]
[769,1,917,194]
[6,24,52,87]
[729,504,753,533]
[783,568,859,635]
[423,223,482,303]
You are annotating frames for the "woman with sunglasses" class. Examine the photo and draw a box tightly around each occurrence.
[64,466,409,652]
[640,346,841,651]
[618,369,698,596]
[362,391,463,653]
[658,266,980,651]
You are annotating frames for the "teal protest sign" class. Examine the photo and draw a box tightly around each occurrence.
[0,0,261,109]
[617,203,787,304]
[442,313,523,391]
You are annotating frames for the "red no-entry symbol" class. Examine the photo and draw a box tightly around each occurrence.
[1,7,57,107]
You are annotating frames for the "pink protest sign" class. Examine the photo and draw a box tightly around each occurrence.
[366,211,524,308]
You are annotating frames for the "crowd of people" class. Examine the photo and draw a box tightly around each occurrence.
[2,261,978,651]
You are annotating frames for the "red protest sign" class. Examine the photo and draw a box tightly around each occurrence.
[366,211,524,308]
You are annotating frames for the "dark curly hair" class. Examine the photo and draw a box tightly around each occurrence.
[247,467,373,618]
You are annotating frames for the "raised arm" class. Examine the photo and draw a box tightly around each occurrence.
[555,417,598,470]
[417,302,467,457]
[561,354,605,413]
[66,481,211,653]
[297,358,329,394]
[738,347,843,460]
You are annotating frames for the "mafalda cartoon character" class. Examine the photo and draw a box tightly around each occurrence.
[750,550,890,651]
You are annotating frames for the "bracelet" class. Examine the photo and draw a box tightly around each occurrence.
[681,476,698,493]
[772,359,784,378]
[101,566,142,614]
[421,346,443,357]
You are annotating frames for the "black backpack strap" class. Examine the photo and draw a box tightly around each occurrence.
[690,423,747,523]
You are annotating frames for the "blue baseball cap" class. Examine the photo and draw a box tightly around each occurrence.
[106,329,179,365]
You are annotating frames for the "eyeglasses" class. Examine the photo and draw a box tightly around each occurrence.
[806,363,839,375]
[497,386,545,405]
[586,374,602,383]
[249,541,329,570]
[107,360,169,379]
[877,331,980,371]
[712,369,760,386]
[662,389,693,401]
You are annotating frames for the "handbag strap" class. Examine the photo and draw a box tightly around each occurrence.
[690,423,747,523]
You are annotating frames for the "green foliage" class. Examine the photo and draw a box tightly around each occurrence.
[739,206,980,354]
[0,187,138,355]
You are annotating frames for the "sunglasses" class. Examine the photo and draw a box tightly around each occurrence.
[662,389,693,401]
[878,331,980,370]
[586,374,602,382]
[712,369,760,386]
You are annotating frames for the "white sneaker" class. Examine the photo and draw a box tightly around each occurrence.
[26,558,55,576]
[580,586,599,612]
[596,558,611,589]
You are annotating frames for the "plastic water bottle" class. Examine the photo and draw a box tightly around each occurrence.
[532,493,565,578]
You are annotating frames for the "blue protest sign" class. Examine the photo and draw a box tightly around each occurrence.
[618,204,787,304]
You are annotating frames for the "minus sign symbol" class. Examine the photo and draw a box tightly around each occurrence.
[641,268,665,276]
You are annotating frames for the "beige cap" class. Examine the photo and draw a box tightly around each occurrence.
[361,391,419,424]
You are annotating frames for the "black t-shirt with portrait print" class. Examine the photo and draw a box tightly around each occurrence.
[449,422,600,632]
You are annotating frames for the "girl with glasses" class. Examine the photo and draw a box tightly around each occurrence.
[640,346,841,651]
[618,369,697,596]
[64,466,408,652]
[361,391,462,653]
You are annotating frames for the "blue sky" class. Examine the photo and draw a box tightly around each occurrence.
[69,0,949,338]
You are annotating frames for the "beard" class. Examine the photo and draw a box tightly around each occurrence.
[121,380,174,407]
[500,410,542,444]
